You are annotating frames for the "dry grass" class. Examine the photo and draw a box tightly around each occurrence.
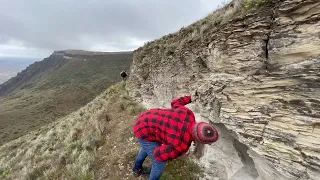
[135,0,249,63]
[0,82,204,179]
[181,0,250,43]
[93,83,204,180]
[245,0,266,9]
[189,0,246,29]
[0,1,257,178]
[0,52,132,146]
[0,83,127,180]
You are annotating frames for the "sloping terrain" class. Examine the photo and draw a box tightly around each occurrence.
[0,50,132,145]
[0,83,203,180]
[127,0,320,179]
[0,57,36,85]
[0,71,16,85]
[1,0,319,179]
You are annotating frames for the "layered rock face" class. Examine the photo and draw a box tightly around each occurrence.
[127,0,320,179]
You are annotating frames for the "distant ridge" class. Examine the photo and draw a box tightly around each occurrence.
[53,50,132,56]
[0,50,132,145]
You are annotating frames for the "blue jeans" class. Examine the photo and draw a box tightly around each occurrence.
[134,138,166,180]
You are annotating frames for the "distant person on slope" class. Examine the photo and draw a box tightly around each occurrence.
[132,95,219,180]
[120,70,128,81]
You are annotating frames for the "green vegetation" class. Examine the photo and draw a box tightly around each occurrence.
[0,82,205,180]
[118,98,146,115]
[109,82,146,115]
[245,0,266,9]
[0,0,261,178]
[135,0,250,63]
[0,52,132,146]
[138,0,268,59]
[0,168,11,179]
[0,82,113,179]
[161,156,204,180]
[106,81,126,94]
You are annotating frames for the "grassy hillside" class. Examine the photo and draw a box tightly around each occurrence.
[0,51,132,146]
[0,83,203,180]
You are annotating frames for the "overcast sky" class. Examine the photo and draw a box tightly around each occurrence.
[0,0,227,58]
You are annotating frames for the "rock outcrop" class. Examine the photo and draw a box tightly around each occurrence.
[127,0,320,179]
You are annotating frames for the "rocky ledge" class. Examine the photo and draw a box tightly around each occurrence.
[127,0,320,179]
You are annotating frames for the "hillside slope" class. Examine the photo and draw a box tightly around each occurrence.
[0,71,16,85]
[0,83,203,180]
[0,57,36,85]
[0,50,132,145]
[127,0,320,179]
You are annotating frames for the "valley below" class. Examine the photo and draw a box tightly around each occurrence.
[0,71,16,84]
[0,50,132,146]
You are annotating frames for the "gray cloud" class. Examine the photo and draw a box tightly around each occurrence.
[0,0,226,57]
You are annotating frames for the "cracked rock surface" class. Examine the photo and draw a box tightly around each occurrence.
[128,0,320,179]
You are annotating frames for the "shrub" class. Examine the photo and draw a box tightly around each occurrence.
[106,83,126,95]
[83,130,104,150]
[27,165,49,180]
[67,140,84,154]
[119,103,126,110]
[97,110,110,134]
[65,150,95,180]
[0,168,11,179]
[129,106,146,115]
[160,156,204,180]
[245,0,266,9]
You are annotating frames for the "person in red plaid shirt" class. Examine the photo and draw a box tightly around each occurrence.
[132,95,219,180]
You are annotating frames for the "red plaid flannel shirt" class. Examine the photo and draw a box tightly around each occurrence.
[133,95,196,162]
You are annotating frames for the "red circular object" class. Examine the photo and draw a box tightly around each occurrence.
[195,122,219,144]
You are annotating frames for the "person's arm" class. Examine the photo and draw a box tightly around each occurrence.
[153,143,190,162]
[171,96,192,108]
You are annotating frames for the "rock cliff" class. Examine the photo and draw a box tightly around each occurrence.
[127,0,320,179]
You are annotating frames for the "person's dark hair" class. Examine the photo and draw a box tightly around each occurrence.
[120,71,128,79]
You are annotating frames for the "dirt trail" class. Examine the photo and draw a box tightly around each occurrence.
[93,90,149,180]
[94,85,204,180]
